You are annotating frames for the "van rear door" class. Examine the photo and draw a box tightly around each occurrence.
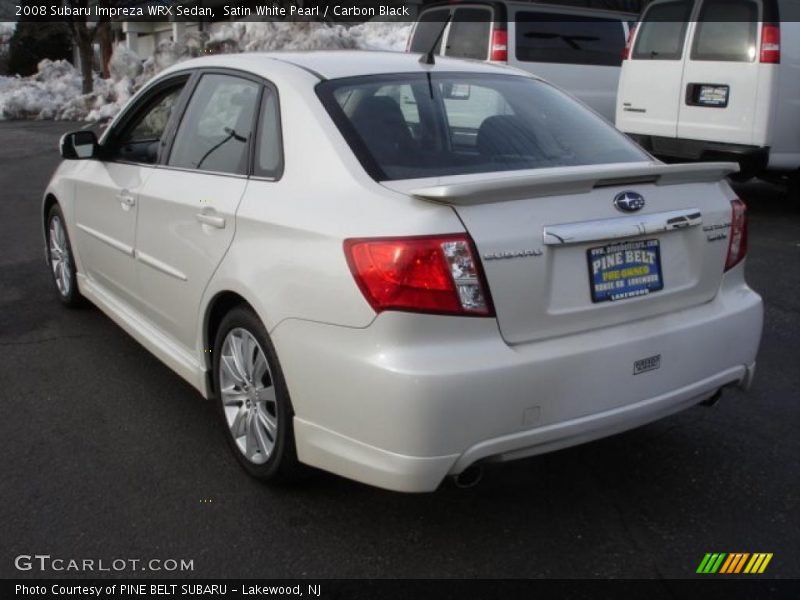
[508,6,631,122]
[676,0,775,147]
[616,0,695,135]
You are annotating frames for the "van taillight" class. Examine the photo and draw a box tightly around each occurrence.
[760,23,780,63]
[725,199,748,271]
[344,234,493,317]
[490,29,508,62]
[622,24,637,60]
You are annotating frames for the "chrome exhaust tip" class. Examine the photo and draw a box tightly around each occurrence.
[452,465,484,489]
[700,388,723,407]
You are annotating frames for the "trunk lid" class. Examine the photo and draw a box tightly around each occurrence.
[384,161,738,345]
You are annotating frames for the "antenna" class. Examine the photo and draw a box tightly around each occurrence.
[419,14,452,65]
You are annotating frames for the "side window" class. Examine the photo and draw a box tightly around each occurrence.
[515,12,626,67]
[409,9,451,54]
[445,8,493,60]
[168,74,260,175]
[254,87,283,179]
[691,0,758,62]
[112,84,185,164]
[632,0,694,60]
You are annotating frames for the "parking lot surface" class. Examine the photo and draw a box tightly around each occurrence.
[0,121,798,579]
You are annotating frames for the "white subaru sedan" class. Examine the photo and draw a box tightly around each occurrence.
[44,51,763,492]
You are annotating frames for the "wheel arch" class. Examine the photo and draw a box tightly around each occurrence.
[203,290,258,372]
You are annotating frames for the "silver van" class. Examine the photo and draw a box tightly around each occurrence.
[407,1,636,122]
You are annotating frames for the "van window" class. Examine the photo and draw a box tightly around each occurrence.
[632,0,693,60]
[691,0,758,62]
[409,9,450,54]
[444,8,493,60]
[515,12,625,67]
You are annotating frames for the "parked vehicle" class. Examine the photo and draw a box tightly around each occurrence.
[45,51,762,492]
[617,0,800,193]
[407,1,636,121]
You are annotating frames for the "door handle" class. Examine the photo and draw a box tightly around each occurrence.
[196,211,226,229]
[116,191,136,208]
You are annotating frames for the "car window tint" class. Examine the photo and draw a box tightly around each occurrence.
[254,87,283,178]
[169,74,260,175]
[632,0,693,60]
[124,87,183,143]
[445,8,492,60]
[691,0,758,62]
[515,12,625,67]
[318,73,647,181]
[409,9,450,54]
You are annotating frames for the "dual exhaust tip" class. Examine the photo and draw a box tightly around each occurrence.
[449,387,727,489]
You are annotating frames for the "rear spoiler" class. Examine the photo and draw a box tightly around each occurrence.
[407,162,739,205]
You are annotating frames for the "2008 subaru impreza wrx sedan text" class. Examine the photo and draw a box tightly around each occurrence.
[43,51,763,492]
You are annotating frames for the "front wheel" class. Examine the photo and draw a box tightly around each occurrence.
[213,306,301,482]
[46,204,84,307]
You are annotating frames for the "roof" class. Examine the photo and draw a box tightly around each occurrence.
[163,50,529,82]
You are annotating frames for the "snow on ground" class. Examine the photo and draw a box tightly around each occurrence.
[0,21,412,122]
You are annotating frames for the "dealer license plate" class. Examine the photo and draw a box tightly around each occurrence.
[698,85,729,107]
[588,239,663,303]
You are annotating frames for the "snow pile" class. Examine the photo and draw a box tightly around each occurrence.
[0,21,412,122]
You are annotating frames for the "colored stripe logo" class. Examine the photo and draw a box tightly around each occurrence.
[697,553,773,574]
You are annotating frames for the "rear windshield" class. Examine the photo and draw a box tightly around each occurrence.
[691,0,759,62]
[515,12,626,67]
[316,73,647,182]
[444,8,493,60]
[633,0,693,60]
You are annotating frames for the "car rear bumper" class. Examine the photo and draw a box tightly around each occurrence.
[627,134,770,178]
[272,270,763,492]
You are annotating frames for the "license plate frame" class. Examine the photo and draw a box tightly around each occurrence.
[696,84,729,107]
[587,239,664,303]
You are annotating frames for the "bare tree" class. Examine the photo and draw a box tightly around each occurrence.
[62,0,112,94]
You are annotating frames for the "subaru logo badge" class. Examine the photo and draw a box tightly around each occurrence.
[614,191,646,213]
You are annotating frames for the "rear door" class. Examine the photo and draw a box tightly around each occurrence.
[508,7,629,121]
[133,72,261,349]
[616,0,695,136]
[677,0,767,146]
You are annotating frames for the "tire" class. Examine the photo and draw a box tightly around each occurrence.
[212,306,301,482]
[789,173,800,203]
[46,204,85,307]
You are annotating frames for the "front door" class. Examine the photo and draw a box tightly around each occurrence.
[73,79,188,308]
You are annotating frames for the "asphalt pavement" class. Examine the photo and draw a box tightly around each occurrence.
[0,121,798,580]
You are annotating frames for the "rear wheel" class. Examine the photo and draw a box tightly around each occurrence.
[789,172,800,203]
[46,204,84,307]
[213,306,301,482]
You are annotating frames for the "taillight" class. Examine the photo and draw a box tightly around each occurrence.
[725,199,748,271]
[489,28,508,62]
[344,234,493,317]
[622,24,637,60]
[760,23,780,63]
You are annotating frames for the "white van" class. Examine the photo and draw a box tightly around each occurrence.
[407,1,636,122]
[617,0,800,193]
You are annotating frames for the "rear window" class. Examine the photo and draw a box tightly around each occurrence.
[409,9,450,54]
[515,12,626,67]
[444,8,493,60]
[317,73,647,181]
[632,0,694,60]
[691,0,759,62]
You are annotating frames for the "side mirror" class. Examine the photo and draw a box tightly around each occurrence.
[60,130,99,160]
